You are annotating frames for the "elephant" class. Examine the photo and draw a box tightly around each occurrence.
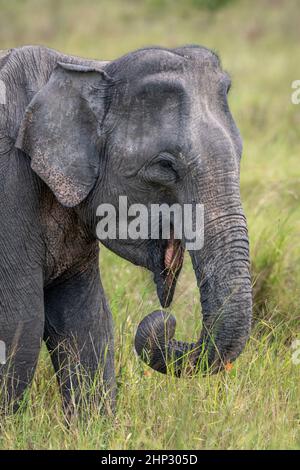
[0,45,252,414]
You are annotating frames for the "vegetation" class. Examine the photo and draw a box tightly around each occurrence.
[0,0,299,450]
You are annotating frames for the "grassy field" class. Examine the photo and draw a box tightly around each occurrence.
[0,0,300,450]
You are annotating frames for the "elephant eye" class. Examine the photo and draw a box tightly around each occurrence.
[154,153,177,170]
[157,157,175,171]
[142,153,179,186]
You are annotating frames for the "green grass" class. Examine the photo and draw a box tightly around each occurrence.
[0,0,300,449]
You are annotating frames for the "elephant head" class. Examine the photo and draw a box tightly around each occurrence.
[16,45,252,376]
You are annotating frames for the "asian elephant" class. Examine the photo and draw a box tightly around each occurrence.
[0,45,252,414]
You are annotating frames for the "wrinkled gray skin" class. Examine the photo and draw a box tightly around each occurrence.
[0,45,252,414]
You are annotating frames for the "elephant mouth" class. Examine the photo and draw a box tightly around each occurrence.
[154,231,185,308]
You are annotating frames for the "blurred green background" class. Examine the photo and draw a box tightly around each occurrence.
[1,0,300,450]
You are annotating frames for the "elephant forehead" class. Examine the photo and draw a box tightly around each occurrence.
[111,62,227,124]
[110,69,227,152]
[120,65,223,102]
[112,85,191,156]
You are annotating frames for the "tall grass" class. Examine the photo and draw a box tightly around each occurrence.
[0,0,299,449]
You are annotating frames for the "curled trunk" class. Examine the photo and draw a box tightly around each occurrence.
[135,209,252,376]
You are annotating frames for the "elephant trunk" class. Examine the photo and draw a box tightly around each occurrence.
[134,204,252,376]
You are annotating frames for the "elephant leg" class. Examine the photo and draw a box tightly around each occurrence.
[44,261,116,418]
[0,314,44,412]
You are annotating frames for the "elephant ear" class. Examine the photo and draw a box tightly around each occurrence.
[16,62,111,207]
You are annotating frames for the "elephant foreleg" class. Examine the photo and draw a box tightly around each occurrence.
[0,277,44,413]
[44,261,116,418]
